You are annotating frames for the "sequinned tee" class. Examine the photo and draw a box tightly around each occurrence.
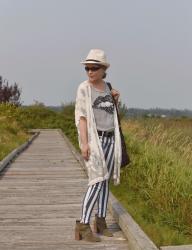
[91,82,114,131]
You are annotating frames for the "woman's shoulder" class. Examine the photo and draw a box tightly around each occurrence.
[76,80,89,97]
[78,80,89,90]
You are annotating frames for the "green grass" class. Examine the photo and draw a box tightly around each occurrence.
[109,118,192,246]
[110,181,192,246]
[0,104,30,160]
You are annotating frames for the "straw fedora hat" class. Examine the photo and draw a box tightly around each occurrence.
[81,49,110,68]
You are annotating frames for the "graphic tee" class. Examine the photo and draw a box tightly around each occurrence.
[91,82,114,131]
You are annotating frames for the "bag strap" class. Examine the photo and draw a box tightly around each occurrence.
[106,81,112,91]
[106,82,121,127]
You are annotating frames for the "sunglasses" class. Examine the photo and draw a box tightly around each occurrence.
[85,66,101,72]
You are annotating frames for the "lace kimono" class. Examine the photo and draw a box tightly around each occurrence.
[75,80,122,186]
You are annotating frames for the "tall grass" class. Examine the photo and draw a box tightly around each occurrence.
[124,118,192,163]
[110,118,192,246]
[0,103,30,160]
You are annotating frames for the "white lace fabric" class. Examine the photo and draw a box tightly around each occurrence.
[75,80,122,186]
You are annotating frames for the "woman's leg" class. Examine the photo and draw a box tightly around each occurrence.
[80,135,114,223]
[80,181,103,224]
[97,135,115,217]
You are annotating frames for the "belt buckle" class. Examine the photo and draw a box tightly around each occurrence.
[105,131,109,136]
[105,130,113,137]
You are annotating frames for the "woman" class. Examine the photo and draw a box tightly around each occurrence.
[75,49,122,242]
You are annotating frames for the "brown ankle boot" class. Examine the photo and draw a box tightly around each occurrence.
[75,220,101,242]
[93,214,113,237]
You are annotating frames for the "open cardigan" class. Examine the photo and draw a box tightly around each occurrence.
[75,80,122,186]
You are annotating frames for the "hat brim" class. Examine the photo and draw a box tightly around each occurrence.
[80,60,110,68]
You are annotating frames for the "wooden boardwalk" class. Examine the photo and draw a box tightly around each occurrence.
[0,130,129,250]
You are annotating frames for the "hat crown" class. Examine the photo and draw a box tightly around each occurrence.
[86,49,107,63]
[81,48,110,68]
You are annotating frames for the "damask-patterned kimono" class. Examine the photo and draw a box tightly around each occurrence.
[75,80,122,186]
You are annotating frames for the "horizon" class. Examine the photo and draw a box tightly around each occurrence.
[22,103,192,112]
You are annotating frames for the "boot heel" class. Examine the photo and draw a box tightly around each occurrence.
[75,228,82,240]
[93,220,100,233]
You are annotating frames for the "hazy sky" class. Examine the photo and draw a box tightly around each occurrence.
[0,0,191,109]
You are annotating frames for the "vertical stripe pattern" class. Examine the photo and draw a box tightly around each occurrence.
[80,134,115,223]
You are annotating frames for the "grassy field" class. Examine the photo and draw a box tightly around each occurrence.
[0,103,30,160]
[0,103,191,247]
[110,117,192,246]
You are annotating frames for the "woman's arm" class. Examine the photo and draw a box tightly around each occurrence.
[79,116,90,161]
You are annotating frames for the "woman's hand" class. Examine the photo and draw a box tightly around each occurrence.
[81,143,90,161]
[79,117,90,161]
[111,89,120,104]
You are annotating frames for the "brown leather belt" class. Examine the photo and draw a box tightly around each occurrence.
[97,130,114,137]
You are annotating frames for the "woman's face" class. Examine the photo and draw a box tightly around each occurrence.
[85,63,106,82]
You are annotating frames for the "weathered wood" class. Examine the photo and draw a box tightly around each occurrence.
[0,130,129,249]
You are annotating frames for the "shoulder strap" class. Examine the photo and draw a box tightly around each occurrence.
[106,82,121,126]
[106,82,112,91]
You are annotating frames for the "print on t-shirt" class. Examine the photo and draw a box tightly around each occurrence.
[92,95,114,114]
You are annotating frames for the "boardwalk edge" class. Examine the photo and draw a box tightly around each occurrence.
[108,192,158,250]
[58,129,88,176]
[0,131,40,173]
[108,194,192,250]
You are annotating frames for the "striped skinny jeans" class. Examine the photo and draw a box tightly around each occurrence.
[80,134,115,224]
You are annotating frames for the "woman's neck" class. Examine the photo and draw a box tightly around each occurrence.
[89,79,105,91]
